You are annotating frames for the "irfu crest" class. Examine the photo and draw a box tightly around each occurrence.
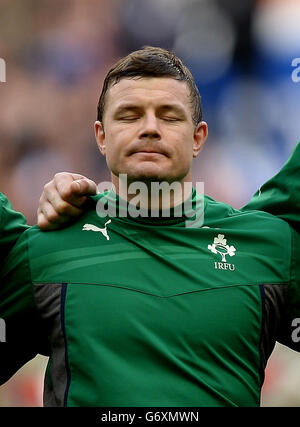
[208,234,236,262]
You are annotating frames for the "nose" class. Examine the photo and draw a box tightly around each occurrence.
[138,113,161,140]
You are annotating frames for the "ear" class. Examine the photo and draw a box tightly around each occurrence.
[94,121,106,156]
[193,121,208,158]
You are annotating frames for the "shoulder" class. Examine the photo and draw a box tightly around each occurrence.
[0,192,28,260]
[203,195,293,258]
[204,194,291,229]
[0,192,27,224]
[18,201,102,256]
[0,192,14,223]
[1,206,98,283]
[0,192,10,205]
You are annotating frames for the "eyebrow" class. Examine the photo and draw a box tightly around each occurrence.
[114,105,143,115]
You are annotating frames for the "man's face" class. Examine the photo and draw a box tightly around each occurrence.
[95,77,207,185]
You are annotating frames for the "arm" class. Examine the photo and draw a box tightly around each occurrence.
[0,193,29,260]
[242,143,300,350]
[0,174,97,381]
[0,230,48,384]
[242,142,300,232]
[276,227,300,352]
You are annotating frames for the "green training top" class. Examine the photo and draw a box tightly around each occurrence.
[0,192,28,261]
[1,189,299,407]
[243,141,300,232]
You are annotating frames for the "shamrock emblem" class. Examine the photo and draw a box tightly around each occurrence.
[208,234,236,262]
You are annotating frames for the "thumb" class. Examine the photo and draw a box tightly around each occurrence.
[72,178,98,196]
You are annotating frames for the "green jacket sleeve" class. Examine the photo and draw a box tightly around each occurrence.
[0,229,48,385]
[0,193,29,261]
[277,227,300,352]
[242,142,300,232]
[242,143,300,351]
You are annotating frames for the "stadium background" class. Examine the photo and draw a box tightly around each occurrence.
[0,0,300,406]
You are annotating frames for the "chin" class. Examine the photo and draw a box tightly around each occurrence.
[124,164,167,182]
[113,162,187,184]
[128,173,168,184]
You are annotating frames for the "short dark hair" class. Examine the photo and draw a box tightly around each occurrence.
[97,46,202,126]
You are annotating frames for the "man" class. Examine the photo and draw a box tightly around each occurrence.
[1,47,299,407]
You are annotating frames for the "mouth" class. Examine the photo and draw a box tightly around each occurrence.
[133,151,164,154]
[130,147,169,157]
[131,152,167,160]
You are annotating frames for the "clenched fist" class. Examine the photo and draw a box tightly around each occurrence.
[38,173,98,230]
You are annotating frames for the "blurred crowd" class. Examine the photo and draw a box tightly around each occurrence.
[0,0,300,406]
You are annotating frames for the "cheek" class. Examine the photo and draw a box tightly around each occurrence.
[104,132,129,168]
[101,133,116,165]
[106,146,120,169]
[173,136,194,163]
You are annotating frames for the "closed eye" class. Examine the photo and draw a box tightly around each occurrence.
[161,116,182,122]
[118,116,140,121]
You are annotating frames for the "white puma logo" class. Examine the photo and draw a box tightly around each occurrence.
[82,220,111,240]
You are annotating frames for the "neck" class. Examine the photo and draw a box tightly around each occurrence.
[111,174,193,212]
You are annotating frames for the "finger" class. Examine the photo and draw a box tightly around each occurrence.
[54,173,97,207]
[37,192,55,226]
[42,178,84,215]
[37,203,62,230]
[71,178,98,196]
[42,181,63,215]
[39,198,83,225]
[37,209,59,230]
[54,172,78,201]
[54,173,92,194]
[53,182,88,209]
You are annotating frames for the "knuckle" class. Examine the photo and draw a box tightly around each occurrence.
[46,210,60,223]
[55,201,70,215]
[54,172,64,179]
[43,181,52,192]
[37,211,44,223]
[37,214,49,229]
[58,183,73,201]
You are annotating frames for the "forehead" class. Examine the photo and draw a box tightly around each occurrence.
[105,77,191,111]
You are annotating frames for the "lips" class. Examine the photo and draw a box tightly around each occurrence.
[134,151,163,154]
[131,151,167,161]
[129,145,169,157]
